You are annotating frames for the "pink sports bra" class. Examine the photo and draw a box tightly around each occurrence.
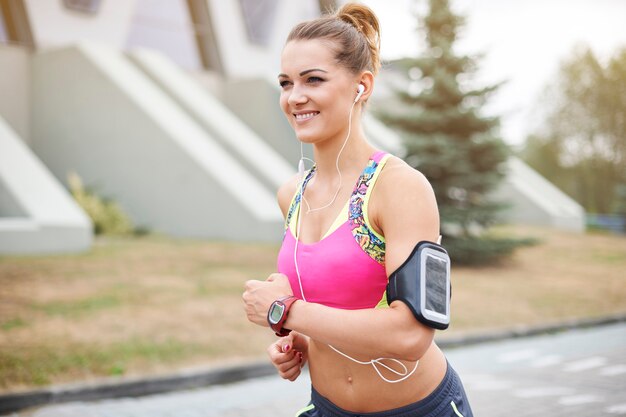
[277,151,391,310]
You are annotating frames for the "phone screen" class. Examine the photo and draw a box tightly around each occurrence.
[424,254,448,315]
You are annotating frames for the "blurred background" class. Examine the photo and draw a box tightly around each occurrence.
[2,0,625,254]
[0,0,624,397]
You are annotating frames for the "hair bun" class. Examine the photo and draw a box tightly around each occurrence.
[336,3,381,75]
[286,2,382,76]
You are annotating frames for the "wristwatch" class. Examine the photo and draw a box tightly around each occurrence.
[267,296,298,337]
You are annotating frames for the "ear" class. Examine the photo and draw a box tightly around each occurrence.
[356,71,375,103]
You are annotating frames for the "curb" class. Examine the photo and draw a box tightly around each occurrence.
[0,362,275,415]
[436,313,626,349]
[1,313,625,414]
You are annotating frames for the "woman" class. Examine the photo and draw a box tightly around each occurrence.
[242,3,473,416]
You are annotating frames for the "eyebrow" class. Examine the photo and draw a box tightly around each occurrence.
[278,68,328,79]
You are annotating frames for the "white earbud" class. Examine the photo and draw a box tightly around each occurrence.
[354,83,365,103]
[298,158,305,178]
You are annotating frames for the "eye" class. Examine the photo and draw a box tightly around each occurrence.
[307,76,325,84]
[279,80,292,89]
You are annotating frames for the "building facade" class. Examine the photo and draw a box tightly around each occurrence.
[0,0,584,254]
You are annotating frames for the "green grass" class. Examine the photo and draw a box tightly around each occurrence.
[34,294,123,318]
[0,227,624,391]
[1,318,28,331]
[0,338,203,388]
[590,249,626,264]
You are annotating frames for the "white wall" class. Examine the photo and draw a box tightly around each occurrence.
[0,45,31,144]
[221,77,306,165]
[130,49,294,192]
[209,0,319,78]
[23,0,136,49]
[0,115,93,254]
[125,0,201,70]
[31,43,283,242]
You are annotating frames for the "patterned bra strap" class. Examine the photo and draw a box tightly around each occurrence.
[349,152,390,264]
[371,150,387,164]
[284,167,316,230]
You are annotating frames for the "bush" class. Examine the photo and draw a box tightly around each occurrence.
[68,172,134,235]
[444,235,537,266]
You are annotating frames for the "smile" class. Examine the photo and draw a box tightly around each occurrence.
[294,112,319,121]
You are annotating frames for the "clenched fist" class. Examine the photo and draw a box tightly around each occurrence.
[242,273,293,326]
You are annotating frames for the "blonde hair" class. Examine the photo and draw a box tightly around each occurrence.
[286,2,381,76]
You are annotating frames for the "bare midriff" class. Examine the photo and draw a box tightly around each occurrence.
[308,340,447,413]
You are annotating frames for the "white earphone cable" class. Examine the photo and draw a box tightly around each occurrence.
[293,87,419,384]
[294,197,419,383]
[301,97,356,213]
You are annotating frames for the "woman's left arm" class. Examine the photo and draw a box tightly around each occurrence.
[243,160,440,362]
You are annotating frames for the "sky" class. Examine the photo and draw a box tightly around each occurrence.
[361,0,626,147]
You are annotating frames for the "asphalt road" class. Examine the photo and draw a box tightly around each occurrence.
[4,322,625,417]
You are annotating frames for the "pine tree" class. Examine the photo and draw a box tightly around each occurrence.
[376,0,526,264]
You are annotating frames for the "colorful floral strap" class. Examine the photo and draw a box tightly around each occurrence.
[349,152,390,265]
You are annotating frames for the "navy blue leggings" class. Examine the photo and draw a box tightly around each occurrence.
[295,362,473,417]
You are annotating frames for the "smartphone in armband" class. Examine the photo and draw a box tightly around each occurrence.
[386,241,451,330]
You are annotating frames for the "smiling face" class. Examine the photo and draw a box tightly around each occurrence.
[279,39,360,145]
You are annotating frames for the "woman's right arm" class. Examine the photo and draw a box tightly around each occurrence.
[268,174,306,381]
[276,174,301,217]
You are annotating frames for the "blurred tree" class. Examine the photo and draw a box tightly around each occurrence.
[522,46,626,215]
[376,0,524,264]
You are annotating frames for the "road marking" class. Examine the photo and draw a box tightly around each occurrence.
[606,403,626,414]
[558,394,603,406]
[599,364,626,376]
[513,387,573,398]
[530,354,563,368]
[563,356,607,372]
[497,349,538,363]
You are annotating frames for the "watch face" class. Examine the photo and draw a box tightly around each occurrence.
[268,303,285,325]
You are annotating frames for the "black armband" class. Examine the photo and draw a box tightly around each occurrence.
[386,241,451,330]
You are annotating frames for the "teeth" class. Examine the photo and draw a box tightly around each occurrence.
[295,112,318,120]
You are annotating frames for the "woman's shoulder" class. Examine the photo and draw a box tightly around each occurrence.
[379,155,434,196]
[371,154,439,234]
[370,156,439,244]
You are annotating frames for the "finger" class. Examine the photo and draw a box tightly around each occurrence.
[270,349,296,367]
[277,354,300,373]
[297,351,306,368]
[268,341,282,358]
[278,334,294,353]
[282,358,304,381]
[290,332,308,352]
[282,366,301,382]
[267,337,294,364]
[267,273,290,284]
[244,280,261,290]
[281,340,293,353]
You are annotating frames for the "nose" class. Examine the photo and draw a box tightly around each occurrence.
[287,85,308,107]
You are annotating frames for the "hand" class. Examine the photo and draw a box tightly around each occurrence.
[268,331,309,381]
[243,273,293,327]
